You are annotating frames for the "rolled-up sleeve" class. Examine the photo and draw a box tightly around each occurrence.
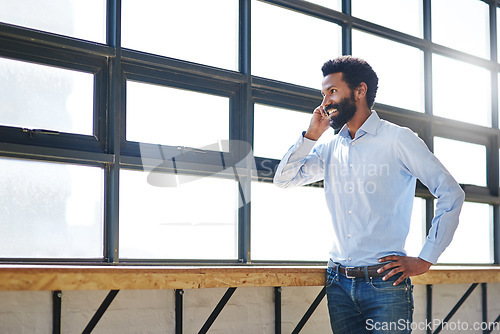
[397,128,465,264]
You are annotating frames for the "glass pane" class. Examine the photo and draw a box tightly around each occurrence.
[120,169,238,260]
[122,0,238,71]
[438,202,492,264]
[0,0,106,43]
[352,30,425,112]
[432,0,489,58]
[252,0,342,88]
[306,0,341,10]
[126,81,229,149]
[352,0,423,37]
[0,57,94,135]
[0,158,104,258]
[498,7,500,60]
[254,104,336,160]
[251,182,333,261]
[432,54,491,127]
[433,137,486,187]
[405,198,426,257]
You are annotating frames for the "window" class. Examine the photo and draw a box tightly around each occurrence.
[0,158,104,258]
[352,0,423,37]
[0,57,94,135]
[0,0,106,43]
[432,0,489,58]
[121,0,238,71]
[126,81,230,149]
[498,6,500,60]
[306,0,341,11]
[251,0,342,88]
[432,54,491,127]
[0,0,497,266]
[120,170,239,260]
[433,137,486,187]
[352,30,425,112]
[438,202,493,264]
[405,198,426,257]
[254,104,335,160]
[251,181,332,261]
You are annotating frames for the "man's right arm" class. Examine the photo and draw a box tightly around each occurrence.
[273,134,324,188]
[273,106,331,188]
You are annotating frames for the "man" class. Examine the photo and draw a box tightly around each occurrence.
[273,56,464,333]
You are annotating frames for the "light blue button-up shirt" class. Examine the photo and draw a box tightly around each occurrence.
[274,111,465,266]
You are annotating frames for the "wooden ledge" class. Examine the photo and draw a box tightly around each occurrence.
[0,265,499,291]
[411,266,500,285]
[0,266,325,291]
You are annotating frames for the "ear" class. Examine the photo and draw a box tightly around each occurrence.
[355,82,368,100]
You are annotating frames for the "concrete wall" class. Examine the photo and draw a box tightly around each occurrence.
[0,283,499,333]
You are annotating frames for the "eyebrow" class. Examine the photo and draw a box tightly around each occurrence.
[321,85,336,95]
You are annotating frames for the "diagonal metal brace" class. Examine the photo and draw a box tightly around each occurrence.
[433,283,478,334]
[82,290,120,334]
[199,287,237,334]
[292,286,326,334]
[484,313,500,334]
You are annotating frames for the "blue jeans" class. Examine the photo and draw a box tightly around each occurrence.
[326,266,414,334]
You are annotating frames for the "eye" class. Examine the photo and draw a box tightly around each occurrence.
[331,88,337,94]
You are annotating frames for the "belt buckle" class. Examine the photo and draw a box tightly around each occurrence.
[344,267,355,279]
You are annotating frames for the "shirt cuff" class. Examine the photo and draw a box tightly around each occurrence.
[418,241,442,265]
[292,131,317,156]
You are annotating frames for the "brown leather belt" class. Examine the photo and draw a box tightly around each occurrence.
[337,263,388,278]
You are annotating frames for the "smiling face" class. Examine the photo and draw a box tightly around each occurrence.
[321,72,357,131]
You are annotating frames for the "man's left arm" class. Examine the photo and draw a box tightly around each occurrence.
[377,128,465,286]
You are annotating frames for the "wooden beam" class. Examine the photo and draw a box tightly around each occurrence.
[411,266,500,285]
[0,265,499,291]
[0,265,325,291]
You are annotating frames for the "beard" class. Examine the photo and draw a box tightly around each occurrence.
[326,91,357,131]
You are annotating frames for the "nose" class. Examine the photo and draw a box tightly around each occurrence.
[321,95,329,108]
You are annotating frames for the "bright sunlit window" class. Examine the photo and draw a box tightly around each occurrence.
[126,81,229,149]
[0,0,106,43]
[0,158,104,258]
[498,7,500,60]
[0,0,496,266]
[352,0,423,37]
[305,0,341,11]
[432,0,490,59]
[432,54,491,127]
[433,137,486,187]
[252,0,342,88]
[120,169,239,260]
[405,197,426,257]
[0,57,94,135]
[438,202,493,264]
[122,0,238,71]
[251,181,333,261]
[254,104,335,160]
[352,30,425,112]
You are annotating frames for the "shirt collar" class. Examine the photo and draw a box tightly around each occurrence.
[338,110,380,139]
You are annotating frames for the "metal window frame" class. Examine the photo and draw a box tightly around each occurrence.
[0,0,497,265]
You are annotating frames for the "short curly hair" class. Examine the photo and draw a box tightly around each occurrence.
[321,56,379,108]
